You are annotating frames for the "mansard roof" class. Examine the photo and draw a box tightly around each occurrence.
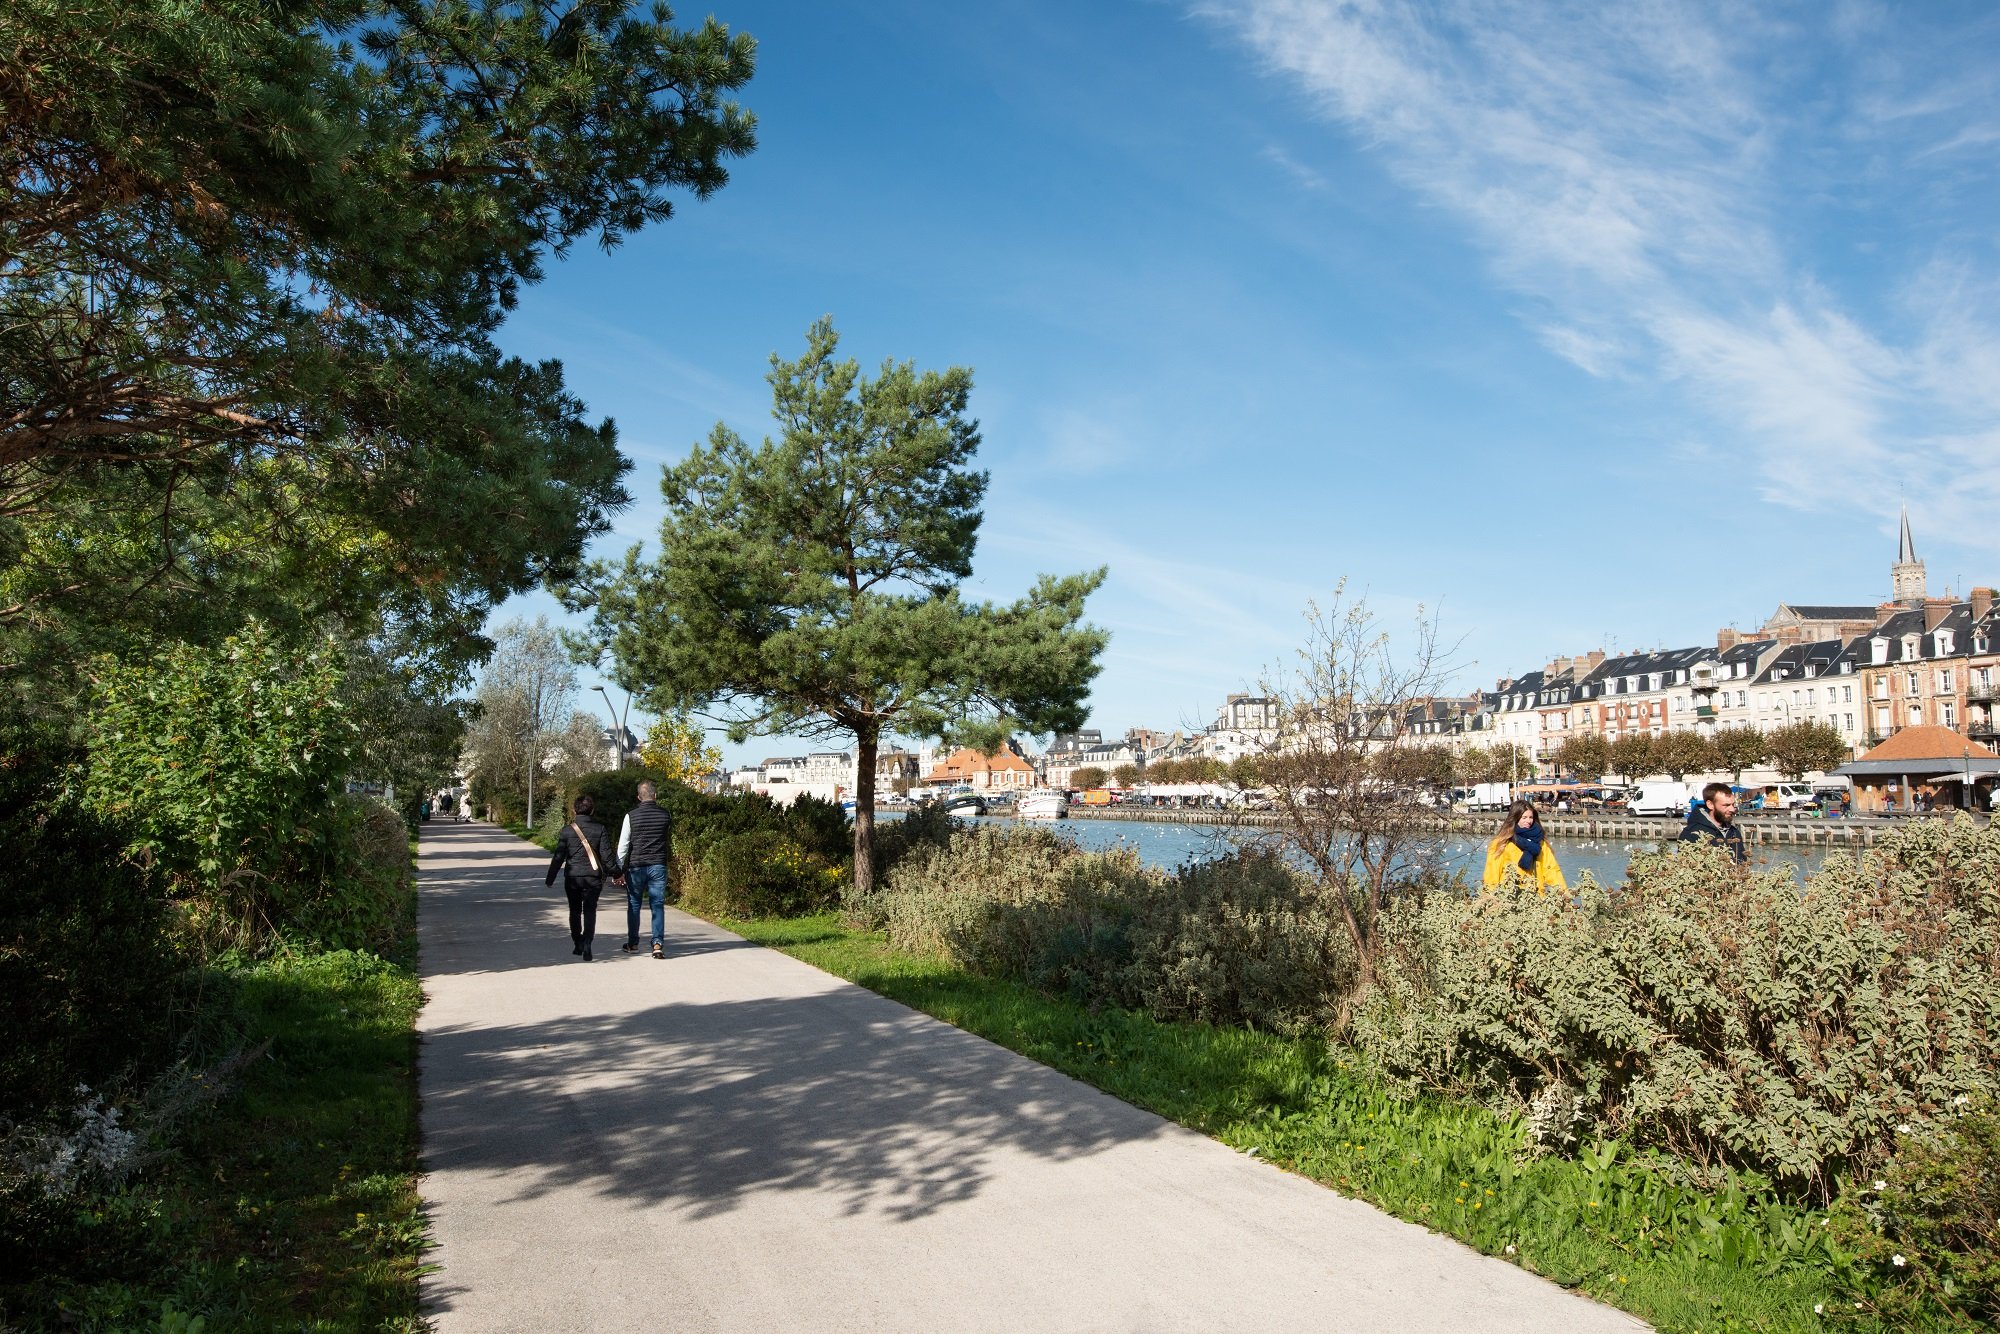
[1865,604,1973,661]
[1755,638,1849,685]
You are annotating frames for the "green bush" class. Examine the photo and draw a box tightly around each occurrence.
[80,624,363,952]
[1124,849,1357,1036]
[1830,1095,2000,1329]
[862,827,1353,1033]
[0,750,189,1126]
[678,830,846,919]
[1354,818,2000,1196]
[863,824,1159,991]
[278,795,413,955]
[866,801,956,884]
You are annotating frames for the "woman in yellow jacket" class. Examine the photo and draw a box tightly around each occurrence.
[1481,799,1566,893]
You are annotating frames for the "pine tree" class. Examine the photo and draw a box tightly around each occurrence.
[584,320,1107,893]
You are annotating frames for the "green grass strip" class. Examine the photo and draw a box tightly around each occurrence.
[18,846,429,1331]
[721,912,1885,1334]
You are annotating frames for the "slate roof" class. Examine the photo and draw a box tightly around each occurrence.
[1865,604,1974,662]
[1756,638,1852,684]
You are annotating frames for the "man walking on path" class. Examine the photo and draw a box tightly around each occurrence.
[617,779,672,958]
[1679,781,1748,863]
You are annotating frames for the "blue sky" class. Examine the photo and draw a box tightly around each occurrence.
[493,0,2000,765]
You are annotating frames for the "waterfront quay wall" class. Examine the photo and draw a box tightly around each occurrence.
[1051,805,1925,848]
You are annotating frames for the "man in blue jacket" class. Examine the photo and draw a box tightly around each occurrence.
[1678,781,1747,863]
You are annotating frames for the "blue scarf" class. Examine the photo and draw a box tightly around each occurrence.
[1512,823,1545,872]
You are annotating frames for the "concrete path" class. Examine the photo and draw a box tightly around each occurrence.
[417,820,1644,1332]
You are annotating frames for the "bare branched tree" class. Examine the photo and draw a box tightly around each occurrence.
[1255,583,1456,994]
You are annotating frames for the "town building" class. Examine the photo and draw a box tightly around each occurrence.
[925,744,1035,791]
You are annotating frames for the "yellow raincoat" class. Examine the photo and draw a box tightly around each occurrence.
[1481,837,1566,893]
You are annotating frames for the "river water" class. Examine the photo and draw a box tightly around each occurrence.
[954,813,1828,885]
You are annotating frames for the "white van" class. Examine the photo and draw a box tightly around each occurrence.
[1630,780,1699,817]
[1766,782,1815,811]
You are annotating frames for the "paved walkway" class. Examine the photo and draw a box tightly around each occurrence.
[417,820,1644,1332]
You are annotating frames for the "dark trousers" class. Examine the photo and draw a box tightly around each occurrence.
[565,878,603,942]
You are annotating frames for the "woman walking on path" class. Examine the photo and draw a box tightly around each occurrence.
[1481,798,1566,893]
[546,794,622,961]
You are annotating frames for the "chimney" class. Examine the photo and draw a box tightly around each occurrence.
[1924,598,1952,634]
[1717,628,1740,652]
[1974,587,1996,622]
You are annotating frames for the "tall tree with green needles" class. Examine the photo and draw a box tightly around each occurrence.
[0,0,757,688]
[581,319,1108,893]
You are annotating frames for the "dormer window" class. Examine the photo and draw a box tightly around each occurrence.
[1804,664,1816,678]
[1936,630,1954,655]
[1872,638,1889,664]
[1903,634,1920,660]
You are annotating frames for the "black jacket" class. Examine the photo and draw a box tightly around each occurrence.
[1677,807,1747,863]
[547,815,622,889]
[621,799,671,868]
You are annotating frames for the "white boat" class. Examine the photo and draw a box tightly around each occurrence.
[1016,790,1068,821]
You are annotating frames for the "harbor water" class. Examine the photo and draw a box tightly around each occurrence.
[955,813,1830,885]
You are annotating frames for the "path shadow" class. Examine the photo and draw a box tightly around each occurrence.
[418,985,1168,1230]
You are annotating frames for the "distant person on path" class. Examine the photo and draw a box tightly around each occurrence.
[1678,782,1747,863]
[546,794,621,961]
[616,780,673,959]
[1482,799,1566,893]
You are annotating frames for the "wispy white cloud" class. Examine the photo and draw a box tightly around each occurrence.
[1198,0,2000,554]
[1261,143,1332,192]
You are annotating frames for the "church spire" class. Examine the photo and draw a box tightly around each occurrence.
[1892,505,1926,605]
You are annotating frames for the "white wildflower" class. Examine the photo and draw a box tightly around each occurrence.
[1814,1304,1823,1315]
[1504,1244,1517,1255]
[1873,1180,1887,1192]
[1892,1254,1907,1267]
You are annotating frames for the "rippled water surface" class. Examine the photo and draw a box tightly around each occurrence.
[955,813,1828,884]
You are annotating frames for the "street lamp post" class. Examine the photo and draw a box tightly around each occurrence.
[593,685,632,769]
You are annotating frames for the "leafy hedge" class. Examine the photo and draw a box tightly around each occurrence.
[1358,819,2000,1197]
[0,747,189,1127]
[853,824,1354,1034]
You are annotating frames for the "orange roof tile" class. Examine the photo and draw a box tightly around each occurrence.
[1858,725,1998,763]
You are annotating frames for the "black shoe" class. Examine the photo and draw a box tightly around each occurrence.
[583,942,593,961]
[572,937,583,956]
[620,941,639,954]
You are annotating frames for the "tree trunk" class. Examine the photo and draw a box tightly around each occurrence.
[852,724,879,898]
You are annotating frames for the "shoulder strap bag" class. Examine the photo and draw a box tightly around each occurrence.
[568,823,601,874]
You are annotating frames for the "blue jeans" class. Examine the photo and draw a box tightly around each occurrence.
[626,863,668,947]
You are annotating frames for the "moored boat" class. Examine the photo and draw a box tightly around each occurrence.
[1015,790,1068,821]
